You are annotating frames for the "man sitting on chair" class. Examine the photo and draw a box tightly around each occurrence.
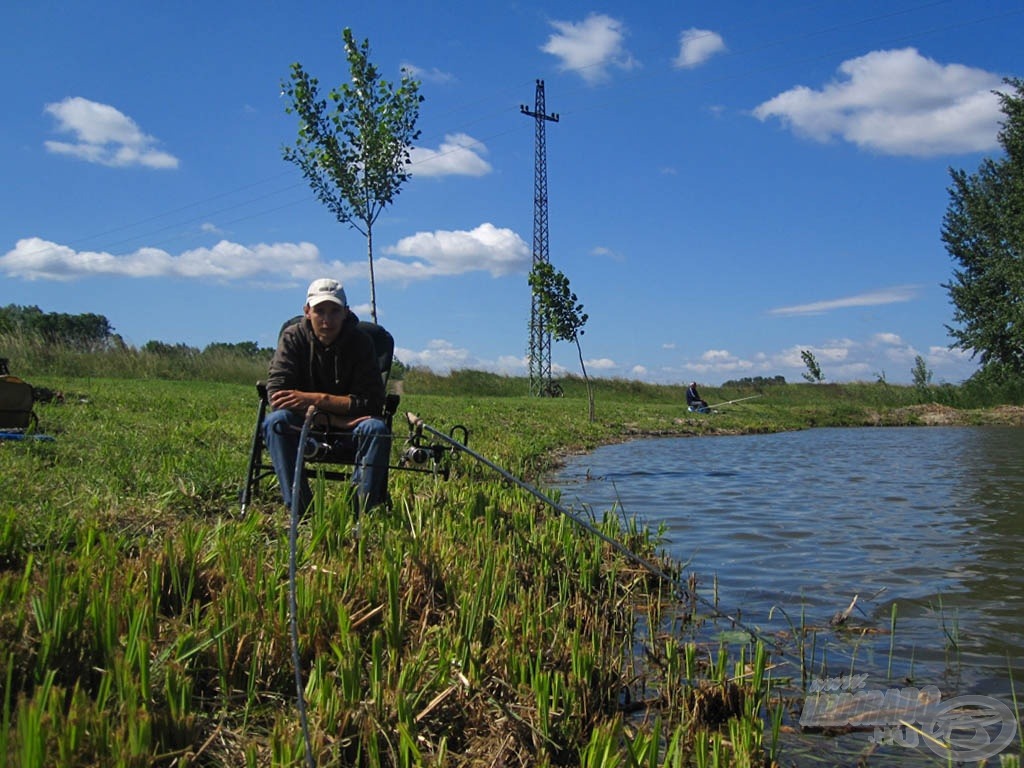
[264,278,390,514]
[686,381,711,413]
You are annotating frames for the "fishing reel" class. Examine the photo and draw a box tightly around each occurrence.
[400,441,443,469]
[299,409,346,461]
[399,419,469,479]
[303,437,333,461]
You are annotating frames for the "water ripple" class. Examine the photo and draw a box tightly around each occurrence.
[550,426,1024,699]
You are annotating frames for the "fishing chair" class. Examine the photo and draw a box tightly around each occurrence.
[240,317,463,515]
[0,358,45,440]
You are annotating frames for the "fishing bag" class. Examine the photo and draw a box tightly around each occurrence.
[0,359,37,430]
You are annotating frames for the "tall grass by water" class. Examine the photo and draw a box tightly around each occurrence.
[3,336,1023,765]
[3,373,797,766]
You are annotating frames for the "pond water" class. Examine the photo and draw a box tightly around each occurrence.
[549,426,1024,763]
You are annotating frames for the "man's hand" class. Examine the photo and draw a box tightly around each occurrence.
[270,389,350,414]
[269,389,315,412]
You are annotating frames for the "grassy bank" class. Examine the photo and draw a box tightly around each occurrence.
[2,376,775,767]
[2,357,1023,765]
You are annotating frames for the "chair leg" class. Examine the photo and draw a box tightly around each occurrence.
[240,397,268,515]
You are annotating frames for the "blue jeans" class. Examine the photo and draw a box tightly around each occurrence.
[263,408,391,513]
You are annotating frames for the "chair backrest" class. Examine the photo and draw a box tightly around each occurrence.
[277,315,394,384]
[0,375,35,430]
[358,321,395,386]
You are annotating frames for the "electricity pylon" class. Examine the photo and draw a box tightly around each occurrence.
[520,79,559,397]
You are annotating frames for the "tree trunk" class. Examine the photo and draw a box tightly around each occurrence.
[367,224,378,324]
[575,337,595,422]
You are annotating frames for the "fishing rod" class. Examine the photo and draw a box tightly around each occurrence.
[706,394,763,409]
[289,406,317,768]
[405,411,776,650]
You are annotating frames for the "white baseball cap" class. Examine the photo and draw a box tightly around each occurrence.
[306,278,348,308]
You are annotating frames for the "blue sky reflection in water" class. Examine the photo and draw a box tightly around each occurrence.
[549,427,1024,705]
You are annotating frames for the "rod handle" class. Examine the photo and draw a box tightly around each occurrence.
[406,411,424,437]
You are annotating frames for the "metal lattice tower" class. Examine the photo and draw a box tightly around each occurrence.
[520,79,559,397]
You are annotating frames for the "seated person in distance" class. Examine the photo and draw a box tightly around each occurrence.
[686,381,711,413]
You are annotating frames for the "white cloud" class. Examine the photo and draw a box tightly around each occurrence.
[686,349,753,375]
[393,331,974,386]
[43,97,179,169]
[409,133,491,177]
[541,13,638,84]
[882,344,919,366]
[927,345,973,368]
[769,285,917,316]
[348,301,374,318]
[752,48,1004,156]
[873,332,904,346]
[3,223,530,284]
[701,349,734,362]
[673,28,726,69]
[666,331,979,385]
[400,62,455,84]
[382,223,530,279]
[1,237,326,281]
[590,245,625,261]
[396,342,527,376]
[397,339,473,370]
[821,345,854,363]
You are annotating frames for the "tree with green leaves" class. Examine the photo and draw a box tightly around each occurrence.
[942,77,1024,380]
[911,354,933,389]
[281,28,423,324]
[800,349,824,383]
[0,304,114,350]
[529,261,595,421]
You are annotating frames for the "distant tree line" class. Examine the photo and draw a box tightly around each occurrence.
[1,304,412,375]
[1,304,120,351]
[2,304,273,360]
[721,375,787,388]
[139,339,272,360]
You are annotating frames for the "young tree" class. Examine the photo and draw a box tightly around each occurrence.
[529,261,595,421]
[942,77,1024,379]
[800,349,824,383]
[281,28,423,324]
[911,354,933,389]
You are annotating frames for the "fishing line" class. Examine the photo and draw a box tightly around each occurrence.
[288,406,316,768]
[706,394,764,410]
[404,412,782,654]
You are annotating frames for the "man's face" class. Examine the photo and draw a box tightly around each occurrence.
[305,301,347,345]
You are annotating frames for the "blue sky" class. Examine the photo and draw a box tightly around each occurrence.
[3,1,1021,385]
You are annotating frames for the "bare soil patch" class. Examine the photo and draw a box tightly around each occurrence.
[884,403,1024,426]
